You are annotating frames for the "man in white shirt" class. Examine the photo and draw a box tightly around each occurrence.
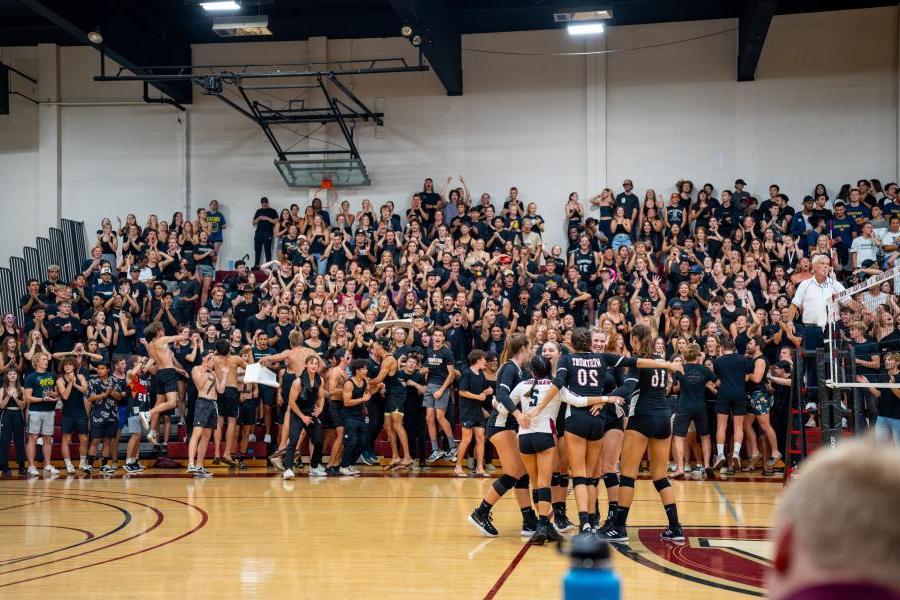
[789,255,855,396]
[879,216,900,268]
[850,222,880,269]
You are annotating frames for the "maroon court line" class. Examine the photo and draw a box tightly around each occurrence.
[0,499,54,511]
[0,490,208,588]
[484,541,533,600]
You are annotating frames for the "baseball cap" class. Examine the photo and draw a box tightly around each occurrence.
[690,265,703,274]
[130,266,140,273]
[260,197,269,204]
[834,199,847,207]
[100,266,112,274]
[735,178,747,186]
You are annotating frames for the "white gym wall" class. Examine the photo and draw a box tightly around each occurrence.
[0,6,897,264]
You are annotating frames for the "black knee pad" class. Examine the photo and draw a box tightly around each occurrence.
[492,474,518,496]
[572,476,590,488]
[559,474,569,488]
[536,487,552,504]
[551,472,561,487]
[619,475,635,489]
[515,474,530,489]
[653,477,671,492]
[603,472,619,489]
[531,489,540,505]
[589,477,601,487]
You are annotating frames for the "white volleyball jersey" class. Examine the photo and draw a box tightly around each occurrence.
[495,379,557,435]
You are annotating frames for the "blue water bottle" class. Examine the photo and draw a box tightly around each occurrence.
[563,536,620,600]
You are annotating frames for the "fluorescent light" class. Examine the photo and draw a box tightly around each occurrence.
[567,22,604,35]
[572,10,613,21]
[201,1,240,11]
[212,15,272,37]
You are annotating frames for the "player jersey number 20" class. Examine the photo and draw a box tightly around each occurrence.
[576,368,599,387]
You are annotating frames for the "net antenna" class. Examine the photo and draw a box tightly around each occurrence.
[93,56,430,188]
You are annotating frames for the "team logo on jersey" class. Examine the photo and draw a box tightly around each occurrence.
[613,526,771,596]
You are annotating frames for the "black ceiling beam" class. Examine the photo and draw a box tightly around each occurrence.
[388,0,462,96]
[737,0,779,82]
[15,0,192,104]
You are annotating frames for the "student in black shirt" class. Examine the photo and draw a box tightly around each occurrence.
[712,336,750,472]
[252,197,279,268]
[453,349,492,477]
[423,329,458,463]
[858,352,900,443]
[672,343,717,479]
[850,321,881,427]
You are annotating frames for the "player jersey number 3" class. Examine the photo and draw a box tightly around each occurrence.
[576,368,599,387]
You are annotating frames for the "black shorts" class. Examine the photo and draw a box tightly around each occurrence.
[194,397,218,430]
[385,394,406,415]
[486,411,517,439]
[716,392,748,417]
[90,420,118,440]
[218,386,240,419]
[328,401,344,428]
[519,432,555,454]
[156,367,178,394]
[565,409,606,441]
[626,412,672,440]
[239,398,257,426]
[555,404,567,435]
[673,403,710,437]
[259,386,277,407]
[61,413,89,435]
[460,401,486,429]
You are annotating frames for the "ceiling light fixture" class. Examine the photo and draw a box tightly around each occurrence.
[567,22,604,35]
[201,1,241,11]
[211,15,272,37]
[87,31,104,44]
[410,34,422,47]
[400,24,413,38]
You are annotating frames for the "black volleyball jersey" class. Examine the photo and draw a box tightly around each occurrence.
[553,352,635,397]
[628,357,670,416]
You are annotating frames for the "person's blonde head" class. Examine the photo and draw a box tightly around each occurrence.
[772,440,900,596]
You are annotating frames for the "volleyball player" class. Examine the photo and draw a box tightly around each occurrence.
[541,341,574,532]
[56,357,88,474]
[596,332,634,528]
[597,324,686,544]
[369,337,412,470]
[188,352,227,476]
[282,355,326,479]
[454,349,491,477]
[530,327,679,536]
[468,332,537,538]
[672,343,717,479]
[339,359,371,476]
[324,349,349,475]
[712,336,751,473]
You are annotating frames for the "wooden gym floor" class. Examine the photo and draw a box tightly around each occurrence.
[0,469,779,599]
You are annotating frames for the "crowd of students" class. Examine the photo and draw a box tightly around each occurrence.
[1,175,899,483]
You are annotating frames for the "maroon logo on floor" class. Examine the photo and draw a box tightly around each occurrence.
[614,526,772,597]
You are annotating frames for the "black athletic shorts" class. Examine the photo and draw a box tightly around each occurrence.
[626,412,672,440]
[460,406,486,429]
[716,392,748,417]
[61,413,89,435]
[486,411,517,439]
[259,386,277,407]
[156,367,178,394]
[239,398,257,426]
[673,403,710,437]
[194,397,218,430]
[218,386,240,419]
[90,420,118,440]
[519,432,555,454]
[385,394,406,415]
[565,410,606,441]
[328,401,343,428]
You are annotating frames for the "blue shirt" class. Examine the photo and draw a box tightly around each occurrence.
[844,203,870,225]
[830,216,856,249]
[206,211,226,242]
[25,370,57,412]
